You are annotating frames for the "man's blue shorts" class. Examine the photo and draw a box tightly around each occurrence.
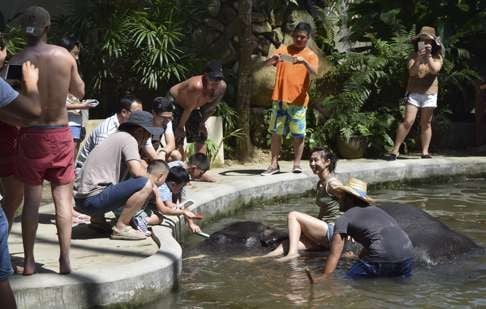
[0,207,13,281]
[75,177,148,216]
[346,258,413,279]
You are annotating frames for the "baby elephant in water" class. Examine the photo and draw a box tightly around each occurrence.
[201,203,479,264]
[200,221,288,253]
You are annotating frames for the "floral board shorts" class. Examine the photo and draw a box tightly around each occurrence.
[267,101,307,138]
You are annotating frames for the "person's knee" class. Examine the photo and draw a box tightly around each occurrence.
[401,119,414,130]
[420,119,432,129]
[288,211,301,221]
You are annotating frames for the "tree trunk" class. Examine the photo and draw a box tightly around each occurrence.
[236,0,254,161]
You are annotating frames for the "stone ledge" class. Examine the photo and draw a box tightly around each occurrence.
[12,225,181,309]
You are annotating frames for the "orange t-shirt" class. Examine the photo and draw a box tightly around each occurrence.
[271,45,319,107]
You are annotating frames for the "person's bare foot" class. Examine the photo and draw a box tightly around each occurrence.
[276,253,300,262]
[21,257,36,276]
[59,256,71,274]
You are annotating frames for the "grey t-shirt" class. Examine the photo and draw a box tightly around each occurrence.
[334,206,413,263]
[0,79,19,108]
[74,131,141,199]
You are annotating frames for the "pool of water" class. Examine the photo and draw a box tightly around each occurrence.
[146,176,486,308]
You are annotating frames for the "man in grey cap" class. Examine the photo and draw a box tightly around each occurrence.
[74,111,166,240]
[7,6,85,275]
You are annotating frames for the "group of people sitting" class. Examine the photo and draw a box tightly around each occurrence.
[72,96,215,241]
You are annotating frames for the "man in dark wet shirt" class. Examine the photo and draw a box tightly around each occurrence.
[320,177,413,279]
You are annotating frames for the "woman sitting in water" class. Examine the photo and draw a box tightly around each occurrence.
[264,147,343,261]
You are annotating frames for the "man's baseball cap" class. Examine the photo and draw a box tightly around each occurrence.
[119,110,164,137]
[20,6,51,37]
[204,60,224,81]
[152,96,175,113]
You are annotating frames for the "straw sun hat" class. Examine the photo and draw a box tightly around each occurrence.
[335,177,375,204]
[412,26,438,41]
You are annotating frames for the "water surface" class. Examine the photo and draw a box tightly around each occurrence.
[146,176,486,308]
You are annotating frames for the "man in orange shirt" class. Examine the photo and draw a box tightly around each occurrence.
[261,22,318,176]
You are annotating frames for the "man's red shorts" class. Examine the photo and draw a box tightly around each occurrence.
[0,121,19,177]
[16,126,75,186]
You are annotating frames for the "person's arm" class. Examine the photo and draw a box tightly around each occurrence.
[295,55,318,76]
[154,194,197,218]
[163,131,176,155]
[427,54,443,74]
[68,55,85,99]
[126,159,148,178]
[66,102,91,110]
[323,233,346,278]
[196,172,216,183]
[262,54,280,67]
[0,61,41,125]
[186,218,201,233]
[143,143,160,161]
[201,81,227,121]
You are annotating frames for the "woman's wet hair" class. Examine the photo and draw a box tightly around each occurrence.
[310,147,337,173]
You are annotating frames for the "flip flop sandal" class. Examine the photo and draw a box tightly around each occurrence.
[292,166,303,173]
[111,226,146,240]
[421,154,432,159]
[383,153,398,161]
[261,165,280,176]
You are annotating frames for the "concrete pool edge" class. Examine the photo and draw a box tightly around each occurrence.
[11,225,181,309]
[11,156,486,308]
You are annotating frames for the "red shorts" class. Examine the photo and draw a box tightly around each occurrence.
[17,126,75,186]
[0,121,19,177]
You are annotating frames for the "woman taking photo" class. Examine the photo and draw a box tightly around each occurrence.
[385,26,443,160]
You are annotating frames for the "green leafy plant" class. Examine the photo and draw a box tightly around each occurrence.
[314,31,412,156]
[57,0,190,98]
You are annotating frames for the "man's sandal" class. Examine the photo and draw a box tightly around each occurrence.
[111,226,146,240]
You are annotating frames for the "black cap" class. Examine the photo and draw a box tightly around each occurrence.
[204,60,224,81]
[152,96,175,113]
[119,110,164,136]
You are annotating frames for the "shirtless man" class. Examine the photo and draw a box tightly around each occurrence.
[9,6,85,275]
[169,60,227,155]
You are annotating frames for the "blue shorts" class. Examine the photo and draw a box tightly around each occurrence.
[326,223,335,243]
[346,258,413,279]
[0,207,13,281]
[75,177,148,216]
[69,126,82,140]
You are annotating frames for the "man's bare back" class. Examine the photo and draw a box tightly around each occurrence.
[9,41,84,125]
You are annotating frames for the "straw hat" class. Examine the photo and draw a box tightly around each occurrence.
[412,26,438,42]
[335,177,375,204]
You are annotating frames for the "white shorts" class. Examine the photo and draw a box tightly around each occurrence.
[406,92,437,108]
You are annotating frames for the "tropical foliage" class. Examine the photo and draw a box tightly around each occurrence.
[309,0,484,156]
[57,0,189,96]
